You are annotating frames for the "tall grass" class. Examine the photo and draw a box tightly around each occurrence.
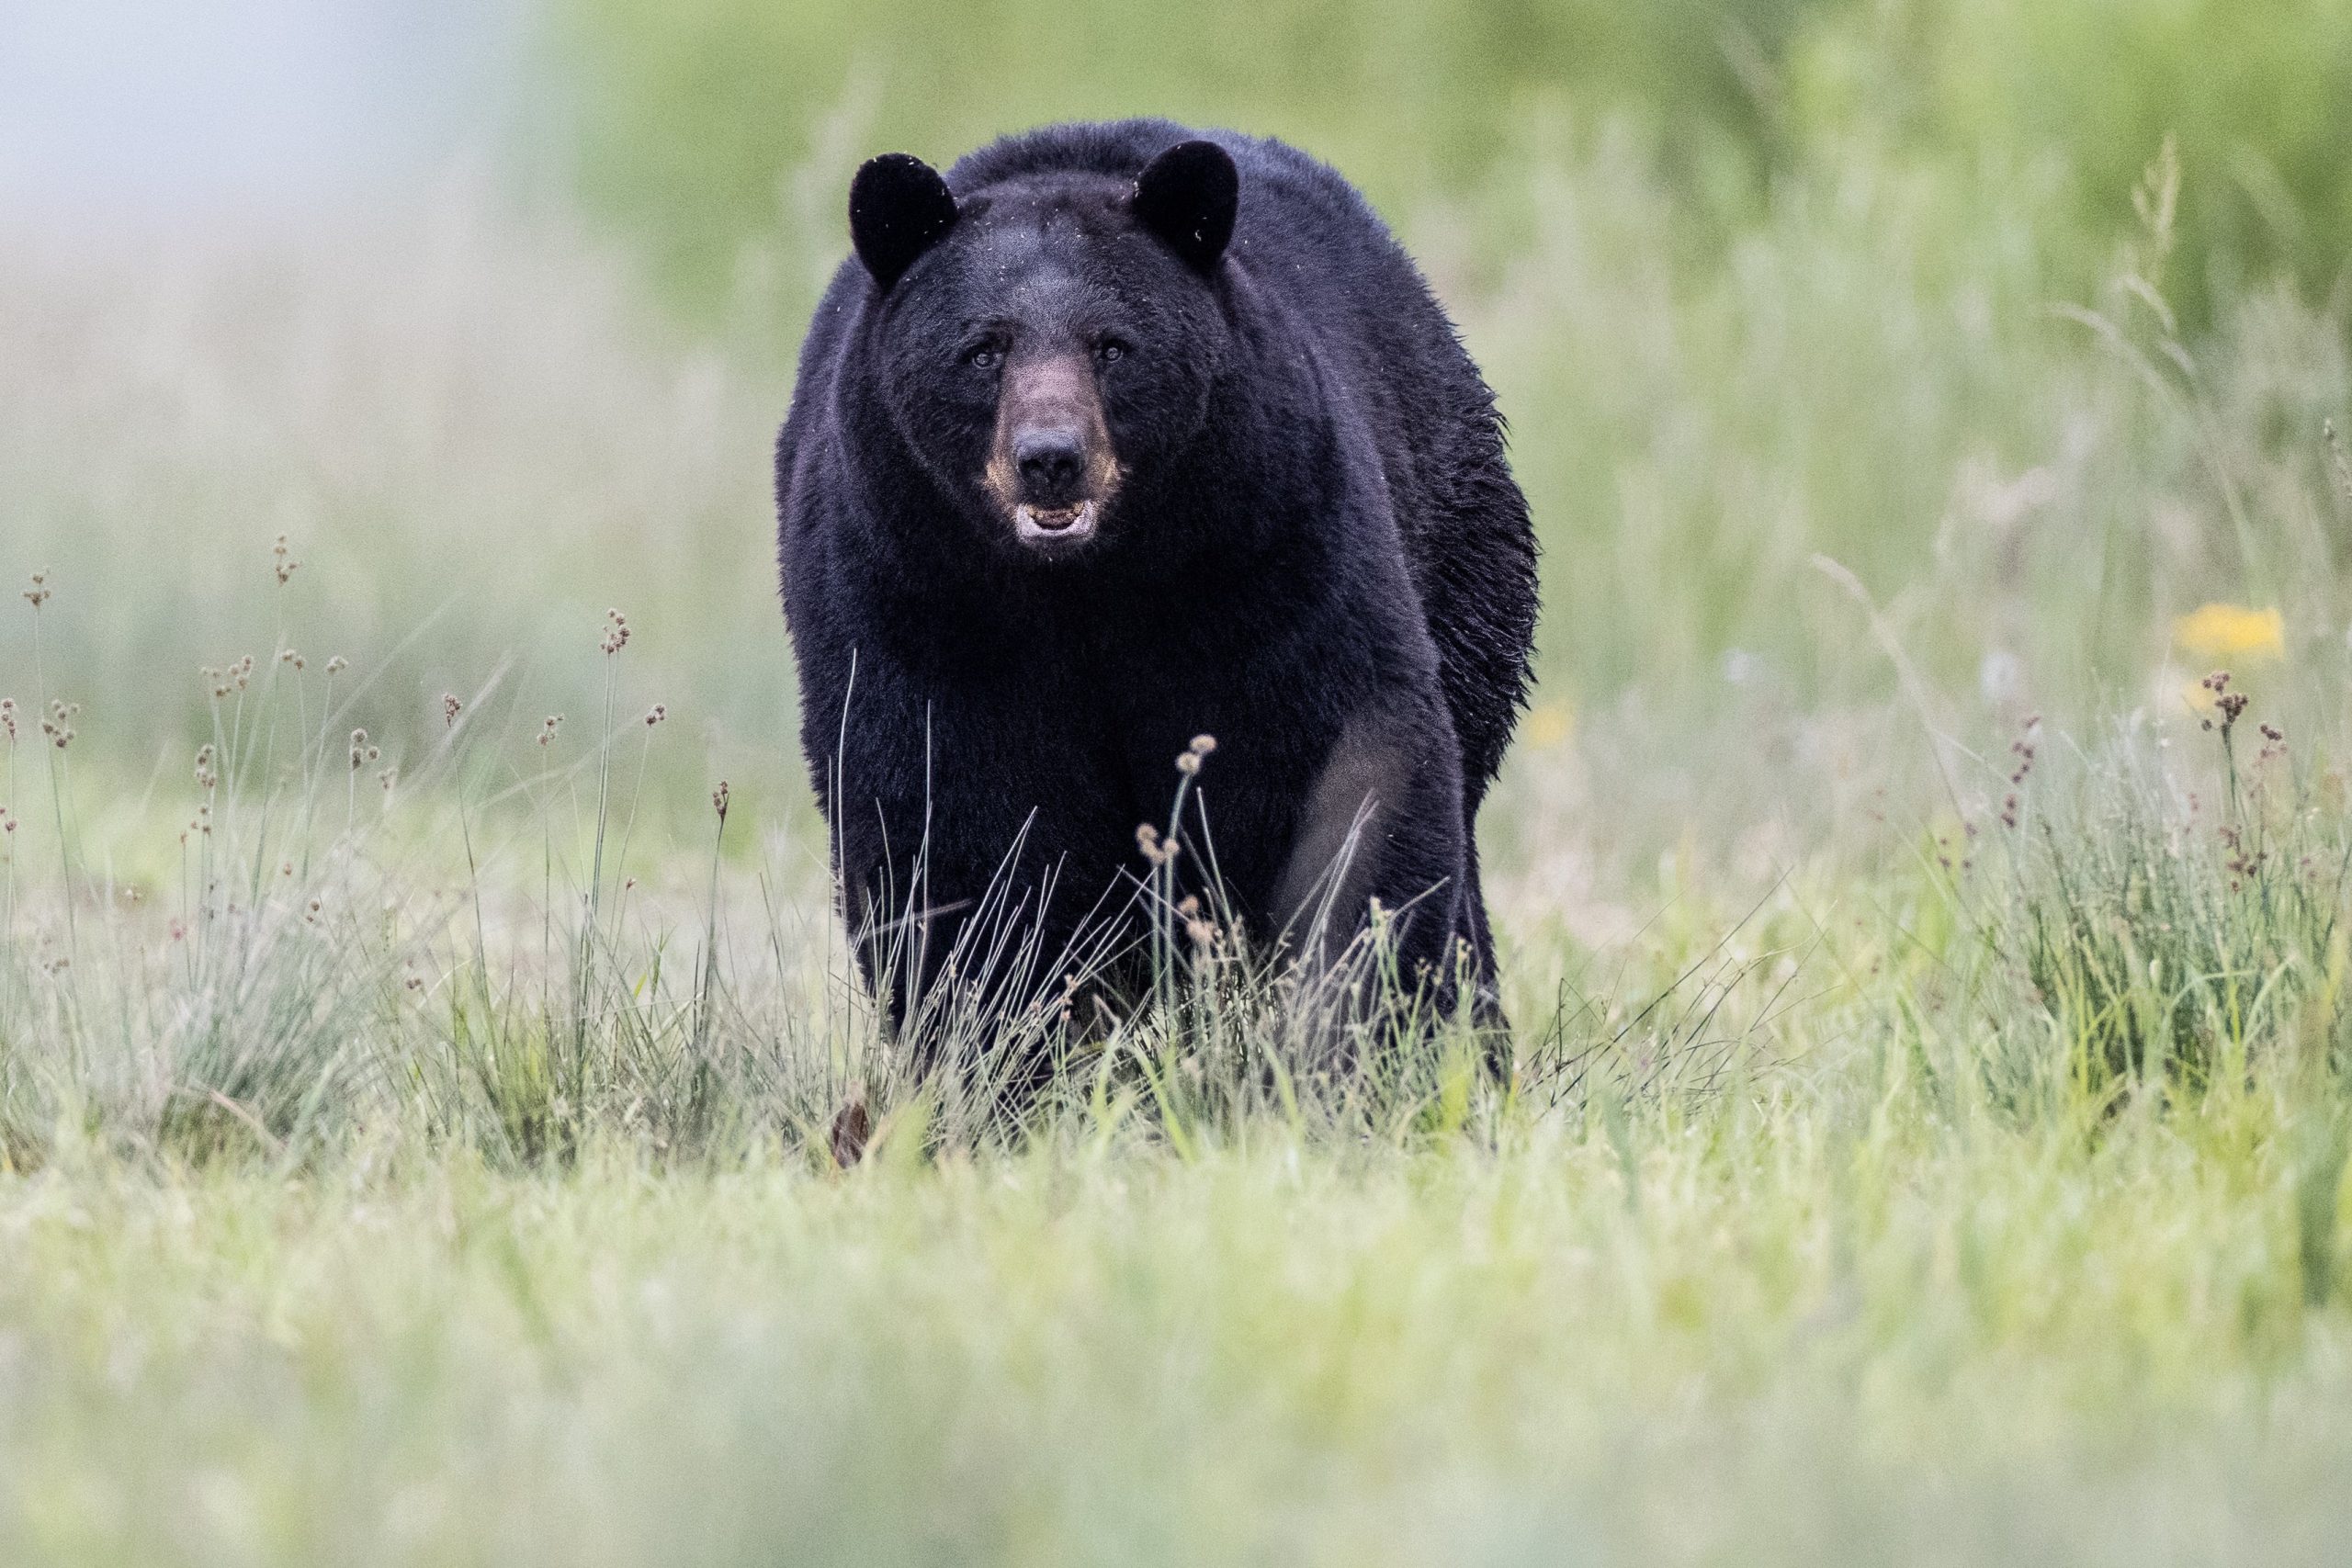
[0,536,1795,1170]
[5,131,2350,1163]
[7,51,2352,1562]
[0,1031,2346,1565]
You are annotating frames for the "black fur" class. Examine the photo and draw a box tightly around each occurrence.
[776,118,1538,1048]
[1131,139,1238,273]
[849,153,959,291]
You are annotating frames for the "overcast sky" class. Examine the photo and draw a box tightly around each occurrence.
[0,0,522,220]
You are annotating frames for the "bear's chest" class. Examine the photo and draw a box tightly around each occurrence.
[842,553,1420,911]
[1044,637,1377,902]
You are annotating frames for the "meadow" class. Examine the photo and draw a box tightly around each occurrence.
[6,1,2352,1560]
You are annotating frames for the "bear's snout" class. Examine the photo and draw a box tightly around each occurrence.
[986,353,1121,552]
[1012,429,1088,505]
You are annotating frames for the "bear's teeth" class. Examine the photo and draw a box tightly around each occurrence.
[1015,501,1096,542]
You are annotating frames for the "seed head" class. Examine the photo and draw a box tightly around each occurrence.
[442,692,462,728]
[349,728,372,771]
[210,656,237,694]
[208,654,255,697]
[325,656,348,676]
[2198,671,2251,734]
[0,697,15,743]
[1178,894,1216,949]
[2007,729,2038,786]
[1189,734,1216,756]
[271,534,300,585]
[22,570,49,609]
[601,609,630,656]
[194,744,217,792]
[643,703,667,727]
[39,700,79,751]
[537,715,562,747]
[1175,750,1200,775]
[712,779,730,821]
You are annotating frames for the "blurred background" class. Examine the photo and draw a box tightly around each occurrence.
[4,0,2350,886]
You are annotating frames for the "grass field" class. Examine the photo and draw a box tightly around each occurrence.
[8,21,2352,1558]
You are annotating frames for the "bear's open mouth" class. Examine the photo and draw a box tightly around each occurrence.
[1012,500,1099,547]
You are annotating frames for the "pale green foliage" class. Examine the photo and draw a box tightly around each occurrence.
[6,19,2352,1560]
[0,1095,2347,1564]
[556,0,2352,335]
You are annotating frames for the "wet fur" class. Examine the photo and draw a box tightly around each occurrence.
[777,119,1539,1049]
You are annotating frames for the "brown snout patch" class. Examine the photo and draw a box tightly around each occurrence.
[983,353,1124,516]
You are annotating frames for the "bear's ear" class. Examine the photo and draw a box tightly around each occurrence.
[849,153,957,292]
[1132,140,1238,275]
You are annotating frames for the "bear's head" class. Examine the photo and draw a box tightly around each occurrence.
[845,139,1239,562]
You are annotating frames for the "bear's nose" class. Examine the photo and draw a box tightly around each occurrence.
[1013,430,1086,501]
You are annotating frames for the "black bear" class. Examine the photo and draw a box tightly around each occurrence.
[776,119,1537,1057]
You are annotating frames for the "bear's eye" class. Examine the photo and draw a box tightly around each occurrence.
[962,344,1001,370]
[1096,339,1130,365]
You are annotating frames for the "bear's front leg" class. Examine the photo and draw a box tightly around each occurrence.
[1269,687,1471,1011]
[829,717,1134,1066]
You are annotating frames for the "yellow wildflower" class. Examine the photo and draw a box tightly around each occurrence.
[1524,702,1573,750]
[2173,603,2283,662]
